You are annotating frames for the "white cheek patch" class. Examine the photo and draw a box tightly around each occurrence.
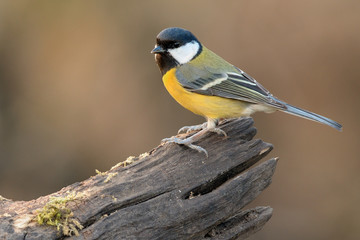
[168,41,200,64]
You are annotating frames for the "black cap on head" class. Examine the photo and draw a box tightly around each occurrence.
[156,27,199,47]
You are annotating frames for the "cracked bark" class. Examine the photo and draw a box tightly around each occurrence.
[0,118,278,240]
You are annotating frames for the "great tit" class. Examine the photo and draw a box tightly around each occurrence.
[151,27,342,156]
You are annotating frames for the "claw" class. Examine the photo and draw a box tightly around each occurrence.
[161,137,176,143]
[161,136,208,157]
[209,128,227,137]
[178,123,207,134]
[187,143,208,157]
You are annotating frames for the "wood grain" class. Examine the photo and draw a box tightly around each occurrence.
[0,118,278,240]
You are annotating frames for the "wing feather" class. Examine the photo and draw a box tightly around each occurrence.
[175,64,285,109]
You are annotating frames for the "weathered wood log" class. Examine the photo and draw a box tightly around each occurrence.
[0,118,278,240]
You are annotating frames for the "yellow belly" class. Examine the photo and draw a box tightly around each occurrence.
[163,69,250,119]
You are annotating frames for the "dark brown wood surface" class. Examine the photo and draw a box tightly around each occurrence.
[0,118,278,240]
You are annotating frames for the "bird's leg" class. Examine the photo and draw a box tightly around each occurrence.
[161,119,228,156]
[208,119,227,137]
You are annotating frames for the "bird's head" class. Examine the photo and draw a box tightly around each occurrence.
[151,27,202,75]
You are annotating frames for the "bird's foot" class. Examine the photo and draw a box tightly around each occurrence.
[162,119,227,157]
[178,122,207,134]
[161,136,208,157]
[209,127,227,137]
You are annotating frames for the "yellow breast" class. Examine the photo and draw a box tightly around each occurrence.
[162,68,250,119]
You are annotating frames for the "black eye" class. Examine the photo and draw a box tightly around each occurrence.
[173,42,181,48]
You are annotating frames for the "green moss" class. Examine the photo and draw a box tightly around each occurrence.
[113,155,137,168]
[95,169,118,183]
[95,169,107,176]
[36,192,83,236]
[95,152,150,184]
[110,152,150,170]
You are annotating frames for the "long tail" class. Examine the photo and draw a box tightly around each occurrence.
[279,102,342,131]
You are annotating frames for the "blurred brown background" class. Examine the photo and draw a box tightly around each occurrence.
[0,0,359,239]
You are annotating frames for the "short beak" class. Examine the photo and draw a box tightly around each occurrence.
[151,45,165,54]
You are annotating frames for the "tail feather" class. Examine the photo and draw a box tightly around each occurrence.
[280,102,342,131]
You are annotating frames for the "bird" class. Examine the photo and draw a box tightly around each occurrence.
[151,27,342,156]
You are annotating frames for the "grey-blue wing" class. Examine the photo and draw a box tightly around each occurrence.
[175,65,285,109]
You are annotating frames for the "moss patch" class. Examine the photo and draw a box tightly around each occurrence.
[112,155,137,169]
[36,192,83,236]
[95,169,118,183]
[111,152,150,170]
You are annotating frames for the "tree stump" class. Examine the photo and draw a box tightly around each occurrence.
[0,118,278,240]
